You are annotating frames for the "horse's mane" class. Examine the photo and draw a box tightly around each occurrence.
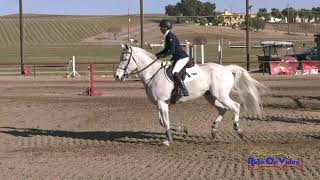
[132,46,156,60]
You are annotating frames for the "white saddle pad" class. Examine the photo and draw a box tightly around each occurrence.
[164,63,200,83]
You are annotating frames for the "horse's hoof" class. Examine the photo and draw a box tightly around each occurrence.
[211,128,218,139]
[182,126,188,134]
[162,140,170,146]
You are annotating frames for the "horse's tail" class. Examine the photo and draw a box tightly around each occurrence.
[225,65,270,118]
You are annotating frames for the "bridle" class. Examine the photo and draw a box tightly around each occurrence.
[117,47,162,78]
[117,48,136,78]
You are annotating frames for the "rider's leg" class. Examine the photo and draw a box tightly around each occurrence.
[172,57,189,96]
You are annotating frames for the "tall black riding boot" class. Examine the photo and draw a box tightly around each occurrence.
[170,84,183,104]
[173,73,189,96]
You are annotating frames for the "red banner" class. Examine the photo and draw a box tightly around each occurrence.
[269,61,298,75]
[302,61,320,74]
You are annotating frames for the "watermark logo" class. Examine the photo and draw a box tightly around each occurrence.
[247,151,304,170]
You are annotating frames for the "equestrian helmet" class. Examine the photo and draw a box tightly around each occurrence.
[159,20,172,29]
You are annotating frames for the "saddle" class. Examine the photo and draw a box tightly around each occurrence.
[166,58,195,104]
[165,58,195,82]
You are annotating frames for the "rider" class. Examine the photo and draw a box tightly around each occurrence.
[156,19,189,97]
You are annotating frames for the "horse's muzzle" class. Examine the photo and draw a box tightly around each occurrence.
[114,74,127,81]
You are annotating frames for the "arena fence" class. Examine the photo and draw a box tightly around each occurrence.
[0,60,314,77]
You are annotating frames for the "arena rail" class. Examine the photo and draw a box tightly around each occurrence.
[0,62,119,77]
[2,61,317,77]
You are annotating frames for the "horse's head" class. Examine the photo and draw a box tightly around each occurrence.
[115,44,138,81]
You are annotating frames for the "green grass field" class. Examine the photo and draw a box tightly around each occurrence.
[0,45,122,63]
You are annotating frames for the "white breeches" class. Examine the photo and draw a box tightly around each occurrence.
[172,57,189,74]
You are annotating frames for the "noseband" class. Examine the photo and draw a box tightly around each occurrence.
[117,47,137,77]
[117,47,161,77]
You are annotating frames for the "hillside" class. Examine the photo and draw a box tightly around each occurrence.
[0,14,316,46]
[0,15,141,45]
[0,14,316,64]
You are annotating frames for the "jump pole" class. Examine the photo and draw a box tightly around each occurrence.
[82,64,102,96]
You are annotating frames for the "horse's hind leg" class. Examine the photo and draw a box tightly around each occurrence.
[211,100,227,138]
[204,94,227,139]
[218,97,243,138]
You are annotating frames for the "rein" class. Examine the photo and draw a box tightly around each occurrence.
[118,47,162,78]
[128,57,160,76]
[117,46,171,98]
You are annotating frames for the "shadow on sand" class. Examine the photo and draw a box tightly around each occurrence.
[0,127,210,145]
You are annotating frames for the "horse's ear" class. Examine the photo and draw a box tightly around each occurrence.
[120,43,126,49]
[125,43,130,50]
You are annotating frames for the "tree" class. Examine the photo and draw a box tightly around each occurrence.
[180,0,197,16]
[165,5,180,16]
[306,9,314,23]
[257,8,269,20]
[165,0,216,16]
[251,17,266,31]
[292,8,298,23]
[176,16,188,23]
[207,15,223,26]
[298,9,309,23]
[107,26,122,40]
[282,7,297,23]
[312,7,320,23]
[271,8,282,19]
[199,18,208,26]
[197,2,216,16]
[282,8,297,34]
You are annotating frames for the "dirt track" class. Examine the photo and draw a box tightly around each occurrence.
[0,75,320,179]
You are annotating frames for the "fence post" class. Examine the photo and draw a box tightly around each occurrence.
[218,39,222,64]
[185,41,190,56]
[201,44,204,64]
[33,64,36,77]
[193,45,197,63]
[221,38,223,64]
[112,64,115,78]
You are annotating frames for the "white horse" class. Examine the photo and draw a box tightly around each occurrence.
[115,44,269,146]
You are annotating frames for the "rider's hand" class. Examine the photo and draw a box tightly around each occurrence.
[156,53,165,59]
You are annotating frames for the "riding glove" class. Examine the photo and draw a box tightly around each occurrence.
[156,53,166,59]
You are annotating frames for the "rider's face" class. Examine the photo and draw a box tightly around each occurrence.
[160,27,167,34]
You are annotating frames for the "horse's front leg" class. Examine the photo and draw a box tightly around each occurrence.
[158,111,165,127]
[157,101,172,146]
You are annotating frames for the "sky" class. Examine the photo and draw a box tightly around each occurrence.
[0,0,320,16]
